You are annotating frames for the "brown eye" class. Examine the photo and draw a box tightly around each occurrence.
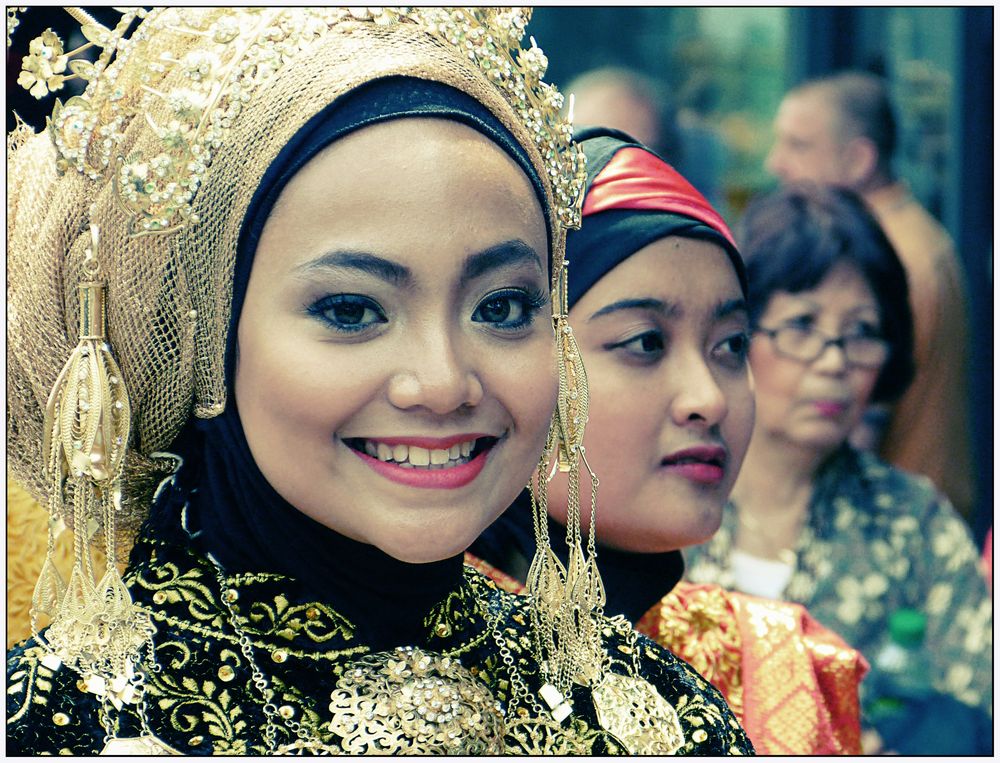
[308,294,386,333]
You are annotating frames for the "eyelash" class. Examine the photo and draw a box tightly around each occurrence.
[306,287,547,336]
[713,332,750,367]
[471,288,547,333]
[606,329,751,368]
[307,294,387,334]
[606,330,665,363]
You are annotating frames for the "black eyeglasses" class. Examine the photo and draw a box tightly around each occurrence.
[755,324,889,368]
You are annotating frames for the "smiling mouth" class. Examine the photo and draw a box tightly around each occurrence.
[344,436,497,470]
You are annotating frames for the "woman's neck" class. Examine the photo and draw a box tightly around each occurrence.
[733,430,827,510]
[730,430,831,559]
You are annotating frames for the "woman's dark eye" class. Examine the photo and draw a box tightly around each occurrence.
[615,330,665,359]
[714,331,750,366]
[785,313,816,329]
[849,321,883,339]
[472,289,544,331]
[308,294,387,333]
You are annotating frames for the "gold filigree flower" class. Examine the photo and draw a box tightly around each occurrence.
[19,29,69,99]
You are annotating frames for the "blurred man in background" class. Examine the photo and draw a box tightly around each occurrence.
[565,66,677,160]
[765,71,974,524]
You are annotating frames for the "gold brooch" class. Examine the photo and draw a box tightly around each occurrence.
[328,646,505,754]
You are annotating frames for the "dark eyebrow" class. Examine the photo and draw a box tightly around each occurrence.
[716,298,749,321]
[294,250,411,286]
[461,239,545,284]
[588,298,680,322]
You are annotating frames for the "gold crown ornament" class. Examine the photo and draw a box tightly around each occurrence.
[17,7,586,237]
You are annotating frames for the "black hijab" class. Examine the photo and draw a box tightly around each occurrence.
[162,77,550,652]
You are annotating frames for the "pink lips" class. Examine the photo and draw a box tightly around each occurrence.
[661,445,727,486]
[813,400,848,418]
[351,433,495,490]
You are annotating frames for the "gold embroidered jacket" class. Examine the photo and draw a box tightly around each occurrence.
[8,506,753,755]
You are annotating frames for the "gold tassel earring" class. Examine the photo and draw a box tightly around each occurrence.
[526,259,606,721]
[33,224,149,707]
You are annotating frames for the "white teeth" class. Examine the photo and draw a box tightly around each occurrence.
[360,438,480,467]
[408,446,430,467]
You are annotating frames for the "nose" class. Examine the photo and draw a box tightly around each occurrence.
[670,354,729,429]
[811,339,850,376]
[387,325,484,414]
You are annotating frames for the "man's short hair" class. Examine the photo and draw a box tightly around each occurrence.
[793,71,897,173]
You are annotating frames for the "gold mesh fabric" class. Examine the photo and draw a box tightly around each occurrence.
[7,9,573,540]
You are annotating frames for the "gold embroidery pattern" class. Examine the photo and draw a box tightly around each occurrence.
[239,594,354,644]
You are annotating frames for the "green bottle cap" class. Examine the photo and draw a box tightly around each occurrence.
[889,608,926,647]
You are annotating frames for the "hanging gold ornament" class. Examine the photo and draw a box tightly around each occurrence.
[33,224,149,704]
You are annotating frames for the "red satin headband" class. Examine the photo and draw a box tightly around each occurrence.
[581,146,737,249]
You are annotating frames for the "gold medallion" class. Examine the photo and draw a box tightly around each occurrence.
[592,672,685,754]
[100,734,181,755]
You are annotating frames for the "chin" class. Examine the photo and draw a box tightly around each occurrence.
[375,523,478,564]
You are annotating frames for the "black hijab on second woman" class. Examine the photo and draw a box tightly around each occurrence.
[157,77,549,652]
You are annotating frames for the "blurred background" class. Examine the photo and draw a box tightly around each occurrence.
[528,6,994,550]
[6,6,993,546]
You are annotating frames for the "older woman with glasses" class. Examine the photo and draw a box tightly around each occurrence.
[684,184,992,749]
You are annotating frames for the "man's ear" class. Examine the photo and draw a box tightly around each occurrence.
[842,135,878,188]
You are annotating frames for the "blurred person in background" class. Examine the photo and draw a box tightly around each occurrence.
[473,129,869,755]
[564,66,679,161]
[675,73,729,209]
[685,184,991,753]
[765,70,974,526]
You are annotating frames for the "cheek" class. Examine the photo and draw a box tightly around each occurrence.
[849,368,880,410]
[489,334,558,445]
[748,347,799,424]
[721,372,756,464]
[235,319,370,442]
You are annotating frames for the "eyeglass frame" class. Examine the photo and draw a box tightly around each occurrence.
[753,324,890,369]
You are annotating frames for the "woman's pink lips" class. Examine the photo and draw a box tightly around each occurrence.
[813,400,848,417]
[660,446,727,486]
[353,445,492,489]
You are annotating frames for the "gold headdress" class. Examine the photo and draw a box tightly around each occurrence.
[7,4,609,737]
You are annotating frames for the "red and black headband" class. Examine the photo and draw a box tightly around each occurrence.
[566,126,746,307]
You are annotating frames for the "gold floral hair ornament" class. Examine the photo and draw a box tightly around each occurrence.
[19,7,586,236]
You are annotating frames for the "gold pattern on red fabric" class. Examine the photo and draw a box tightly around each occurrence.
[638,582,868,755]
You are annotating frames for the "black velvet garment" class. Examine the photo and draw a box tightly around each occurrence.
[172,77,550,653]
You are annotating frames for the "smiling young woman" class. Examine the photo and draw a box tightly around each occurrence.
[6,8,750,756]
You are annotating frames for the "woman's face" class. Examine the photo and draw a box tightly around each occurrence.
[236,118,554,563]
[548,238,754,552]
[749,260,883,455]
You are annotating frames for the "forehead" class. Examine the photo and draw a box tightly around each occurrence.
[255,118,548,278]
[766,261,879,313]
[776,92,839,139]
